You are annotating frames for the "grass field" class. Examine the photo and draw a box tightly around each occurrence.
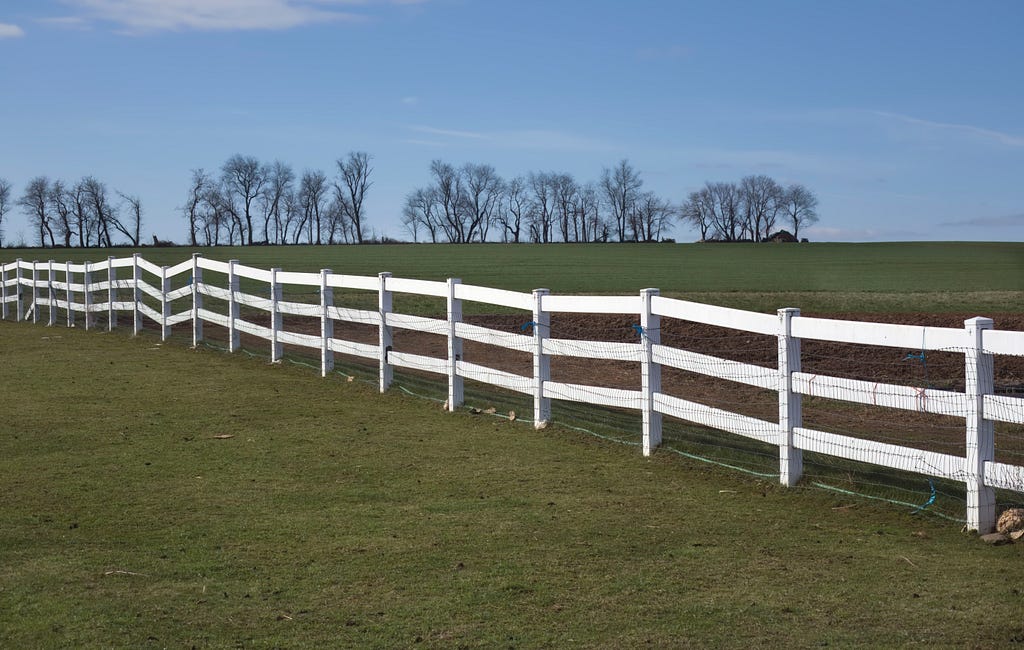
[4,241,1022,313]
[2,323,1023,648]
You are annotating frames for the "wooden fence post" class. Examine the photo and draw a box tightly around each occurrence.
[320,269,334,377]
[532,288,551,428]
[965,316,995,533]
[191,253,203,347]
[228,259,240,352]
[641,288,662,456]
[29,261,40,324]
[107,256,117,331]
[778,307,803,487]
[270,267,283,363]
[84,262,95,331]
[379,272,393,393]
[0,262,7,321]
[15,259,23,322]
[132,253,142,335]
[65,261,75,327]
[447,278,464,411]
[160,266,171,341]
[47,260,56,326]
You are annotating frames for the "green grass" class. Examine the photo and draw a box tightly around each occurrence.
[4,241,1022,313]
[2,322,1023,648]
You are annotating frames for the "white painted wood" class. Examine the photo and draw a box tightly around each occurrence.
[791,315,966,350]
[0,262,6,320]
[454,322,533,352]
[160,266,171,340]
[793,426,965,482]
[389,351,448,375]
[138,302,162,324]
[983,460,1024,492]
[196,258,230,274]
[457,361,534,395]
[329,338,378,360]
[448,278,464,411]
[46,261,56,326]
[386,313,449,335]
[543,380,642,410]
[277,329,321,350]
[379,272,393,392]
[165,286,192,302]
[982,329,1024,357]
[165,311,193,327]
[385,276,448,297]
[109,257,135,269]
[651,296,778,335]
[198,284,231,301]
[454,284,534,311]
[792,372,968,417]
[227,260,240,352]
[107,257,117,331]
[325,306,380,326]
[533,288,551,427]
[65,262,88,274]
[542,338,642,362]
[323,273,379,291]
[234,291,273,311]
[270,268,283,362]
[234,318,272,339]
[274,270,319,286]
[61,261,68,327]
[541,294,640,314]
[137,280,164,301]
[652,345,777,390]
[198,308,230,328]
[110,301,136,312]
[982,394,1024,425]
[83,263,95,330]
[278,300,324,317]
[965,317,996,533]
[232,263,272,283]
[320,269,334,377]
[641,288,662,456]
[136,257,162,277]
[165,259,192,278]
[778,308,803,487]
[15,259,23,321]
[654,393,779,446]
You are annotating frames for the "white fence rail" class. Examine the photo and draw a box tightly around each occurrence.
[2,253,1023,533]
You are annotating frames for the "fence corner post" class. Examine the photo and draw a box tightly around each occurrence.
[160,265,171,341]
[131,253,142,335]
[320,269,334,377]
[31,261,40,324]
[191,253,203,347]
[0,261,7,321]
[965,316,996,533]
[15,259,24,322]
[107,256,117,331]
[532,288,551,428]
[378,272,393,393]
[47,260,56,326]
[228,259,240,352]
[778,307,803,487]
[447,278,464,411]
[84,261,95,330]
[270,267,283,363]
[641,288,662,456]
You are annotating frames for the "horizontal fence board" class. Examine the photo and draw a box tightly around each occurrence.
[278,300,323,317]
[386,277,448,297]
[793,372,968,418]
[136,257,162,277]
[166,311,193,326]
[652,344,777,390]
[793,426,964,481]
[543,380,640,409]
[454,322,533,352]
[984,460,1024,492]
[198,308,229,328]
[791,316,966,351]
[196,258,230,274]
[111,300,135,311]
[234,318,272,339]
[138,303,162,324]
[326,306,380,326]
[330,338,379,360]
[651,296,778,335]
[457,361,533,395]
[113,279,134,290]
[983,394,1024,425]
[324,274,379,291]
[166,260,193,278]
[983,329,1024,357]
[454,284,533,311]
[137,281,163,301]
[543,337,641,362]
[274,270,319,286]
[654,393,778,445]
[277,329,320,350]
[89,280,112,292]
[166,286,192,302]
[235,291,273,311]
[233,263,272,283]
[542,294,640,314]
[198,284,231,301]
[65,262,87,273]
[387,313,448,336]
[389,351,448,375]
[109,257,135,269]
[86,303,109,313]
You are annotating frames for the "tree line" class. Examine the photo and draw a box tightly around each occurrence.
[0,155,819,248]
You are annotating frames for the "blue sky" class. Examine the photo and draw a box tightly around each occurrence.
[1,0,1022,244]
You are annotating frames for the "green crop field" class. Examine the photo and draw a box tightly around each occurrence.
[2,323,1023,648]
[4,241,1022,313]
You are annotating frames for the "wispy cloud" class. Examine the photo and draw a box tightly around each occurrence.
[406,125,614,152]
[411,125,488,140]
[55,0,424,33]
[939,213,1024,229]
[37,16,92,30]
[868,110,1024,148]
[400,96,419,106]
[0,22,25,38]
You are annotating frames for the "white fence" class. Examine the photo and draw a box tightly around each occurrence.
[2,253,1023,533]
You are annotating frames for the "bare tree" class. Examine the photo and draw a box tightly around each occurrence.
[115,191,143,246]
[781,183,819,239]
[335,151,372,244]
[577,182,603,243]
[498,176,528,243]
[527,171,556,243]
[461,163,503,242]
[739,175,783,241]
[48,180,75,247]
[430,160,469,243]
[19,176,55,247]
[632,191,675,242]
[402,187,439,243]
[260,161,294,244]
[79,176,118,247]
[183,169,210,246]
[0,177,10,247]
[680,188,714,241]
[552,173,579,242]
[298,170,330,245]
[600,159,643,242]
[221,154,267,245]
[707,181,742,241]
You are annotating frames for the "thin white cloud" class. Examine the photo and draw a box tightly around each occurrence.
[400,96,419,106]
[61,0,365,33]
[407,125,614,152]
[0,22,25,38]
[412,125,489,140]
[37,16,92,30]
[939,213,1024,229]
[869,110,1024,148]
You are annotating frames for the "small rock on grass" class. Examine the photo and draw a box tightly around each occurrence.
[980,532,1011,546]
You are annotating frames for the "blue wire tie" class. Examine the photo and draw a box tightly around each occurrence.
[520,321,537,332]
[913,479,936,513]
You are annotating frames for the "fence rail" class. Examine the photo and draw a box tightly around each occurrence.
[2,253,1022,533]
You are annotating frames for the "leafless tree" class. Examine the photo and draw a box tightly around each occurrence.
[680,188,714,241]
[402,187,439,243]
[497,176,528,243]
[577,182,604,242]
[600,159,643,242]
[298,170,330,245]
[79,176,118,247]
[461,163,503,242]
[48,180,75,247]
[221,154,267,245]
[552,173,579,242]
[183,169,210,246]
[115,191,143,246]
[19,176,55,247]
[631,191,675,242]
[335,151,372,244]
[781,183,819,239]
[430,160,469,243]
[527,171,556,243]
[260,161,294,244]
[0,177,10,247]
[739,175,783,241]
